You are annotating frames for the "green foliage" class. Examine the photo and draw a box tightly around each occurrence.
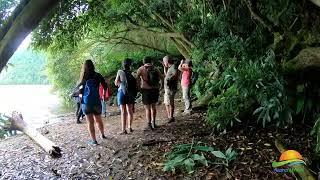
[0,113,11,139]
[0,0,18,27]
[311,117,320,153]
[195,41,291,130]
[5,0,318,152]
[163,141,237,174]
[0,49,48,85]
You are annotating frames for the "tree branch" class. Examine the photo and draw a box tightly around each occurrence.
[243,0,273,32]
[98,35,168,54]
[0,0,30,41]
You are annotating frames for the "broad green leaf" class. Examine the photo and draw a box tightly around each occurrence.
[168,155,186,165]
[193,145,214,152]
[296,97,304,114]
[192,154,208,166]
[211,151,226,159]
[253,107,264,115]
[225,146,232,156]
[183,158,195,174]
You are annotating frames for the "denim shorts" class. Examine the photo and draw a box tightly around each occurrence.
[117,90,135,105]
[82,103,102,115]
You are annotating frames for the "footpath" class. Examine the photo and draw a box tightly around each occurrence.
[0,102,314,179]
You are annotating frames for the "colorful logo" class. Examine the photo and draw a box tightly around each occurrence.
[272,150,305,173]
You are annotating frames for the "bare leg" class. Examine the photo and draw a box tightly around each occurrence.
[165,105,170,119]
[126,104,134,130]
[120,105,127,132]
[94,114,105,137]
[144,104,152,131]
[86,114,96,141]
[144,105,151,124]
[151,103,157,127]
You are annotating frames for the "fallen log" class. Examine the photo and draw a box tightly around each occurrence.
[6,112,62,158]
[274,139,315,180]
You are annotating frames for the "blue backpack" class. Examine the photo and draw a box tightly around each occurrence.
[82,79,100,106]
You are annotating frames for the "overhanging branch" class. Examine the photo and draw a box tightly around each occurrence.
[243,0,273,32]
[0,0,59,72]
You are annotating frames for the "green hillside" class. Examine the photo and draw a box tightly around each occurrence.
[0,49,48,85]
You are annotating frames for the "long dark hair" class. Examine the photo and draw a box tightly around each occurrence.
[123,58,132,72]
[79,59,95,83]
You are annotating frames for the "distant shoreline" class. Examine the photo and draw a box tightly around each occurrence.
[0,85,69,128]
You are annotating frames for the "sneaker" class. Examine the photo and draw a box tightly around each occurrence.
[76,120,81,124]
[88,140,98,146]
[128,128,134,133]
[101,135,107,139]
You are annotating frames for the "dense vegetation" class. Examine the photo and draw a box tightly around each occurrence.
[27,0,320,154]
[0,49,48,85]
[1,0,320,156]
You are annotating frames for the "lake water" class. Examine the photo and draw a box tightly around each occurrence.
[0,85,69,128]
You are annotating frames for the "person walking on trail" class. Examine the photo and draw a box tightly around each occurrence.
[178,59,193,115]
[70,87,84,124]
[115,58,137,135]
[78,59,108,146]
[162,56,179,123]
[99,78,111,117]
[137,56,162,130]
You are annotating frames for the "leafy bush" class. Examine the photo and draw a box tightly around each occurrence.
[311,116,320,153]
[163,141,237,174]
[201,49,292,131]
[0,113,13,139]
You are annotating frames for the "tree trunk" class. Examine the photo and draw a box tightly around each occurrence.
[0,0,30,41]
[9,112,62,158]
[0,0,58,72]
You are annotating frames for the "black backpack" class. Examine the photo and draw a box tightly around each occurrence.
[146,66,160,87]
[191,71,199,85]
[124,70,137,97]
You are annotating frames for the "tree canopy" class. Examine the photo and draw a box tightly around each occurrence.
[1,0,320,154]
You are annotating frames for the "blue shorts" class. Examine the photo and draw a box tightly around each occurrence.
[82,103,102,115]
[117,90,135,105]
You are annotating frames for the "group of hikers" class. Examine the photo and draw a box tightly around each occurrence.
[72,56,194,145]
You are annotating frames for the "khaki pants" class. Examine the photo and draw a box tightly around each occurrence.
[182,86,192,111]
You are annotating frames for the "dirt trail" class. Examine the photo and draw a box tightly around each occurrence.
[0,103,317,179]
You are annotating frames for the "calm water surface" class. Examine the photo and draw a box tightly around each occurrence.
[0,85,69,128]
